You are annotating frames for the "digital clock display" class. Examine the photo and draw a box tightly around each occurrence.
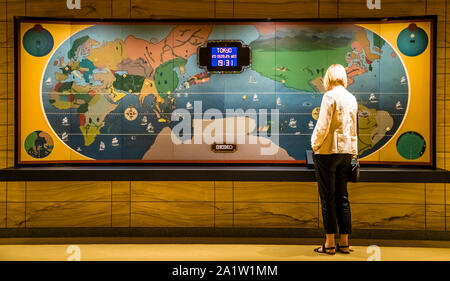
[211,47,237,67]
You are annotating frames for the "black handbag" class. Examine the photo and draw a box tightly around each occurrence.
[348,157,360,182]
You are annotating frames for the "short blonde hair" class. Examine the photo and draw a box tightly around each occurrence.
[323,64,348,91]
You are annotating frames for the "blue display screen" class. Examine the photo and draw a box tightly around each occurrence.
[211,47,237,67]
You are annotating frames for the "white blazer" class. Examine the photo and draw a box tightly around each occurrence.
[311,85,358,157]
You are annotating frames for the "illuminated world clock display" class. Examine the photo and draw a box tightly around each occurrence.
[198,40,250,73]
[211,47,237,67]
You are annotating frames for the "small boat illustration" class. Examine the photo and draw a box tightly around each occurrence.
[76,147,82,152]
[289,118,297,128]
[61,132,68,142]
[45,77,52,86]
[400,76,407,85]
[146,123,155,133]
[369,93,378,103]
[308,120,314,130]
[62,117,69,127]
[99,141,105,151]
[141,116,148,126]
[396,101,404,110]
[277,97,282,106]
[186,101,193,110]
[253,93,259,102]
[112,137,119,147]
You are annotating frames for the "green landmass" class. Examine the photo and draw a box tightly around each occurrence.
[57,81,74,92]
[373,33,385,50]
[113,73,145,93]
[68,35,90,59]
[154,58,187,98]
[252,46,350,92]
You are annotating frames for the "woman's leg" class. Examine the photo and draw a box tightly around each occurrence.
[335,154,352,245]
[313,154,338,248]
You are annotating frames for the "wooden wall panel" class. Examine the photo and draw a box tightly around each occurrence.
[26,202,111,227]
[6,47,12,74]
[131,202,214,227]
[26,0,112,18]
[6,21,12,48]
[0,202,5,228]
[339,0,426,18]
[7,73,13,100]
[112,181,130,202]
[348,183,425,204]
[235,0,318,18]
[112,202,130,227]
[0,2,6,21]
[26,181,111,202]
[6,202,25,228]
[6,0,25,21]
[215,0,234,18]
[0,23,6,48]
[215,181,232,202]
[0,182,5,202]
[0,0,446,234]
[131,0,214,19]
[215,202,233,227]
[131,181,214,202]
[0,125,6,151]
[351,203,425,230]
[0,47,6,74]
[112,0,131,18]
[6,181,24,202]
[428,0,446,48]
[7,125,13,151]
[426,204,446,231]
[426,183,445,205]
[319,0,338,18]
[0,75,6,100]
[234,202,318,228]
[234,182,318,203]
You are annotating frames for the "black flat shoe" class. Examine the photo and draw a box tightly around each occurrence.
[336,243,351,254]
[314,244,335,255]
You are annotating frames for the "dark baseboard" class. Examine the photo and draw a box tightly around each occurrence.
[0,227,449,241]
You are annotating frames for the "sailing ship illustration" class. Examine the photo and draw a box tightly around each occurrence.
[186,101,193,110]
[141,116,148,126]
[369,93,378,103]
[45,77,52,86]
[99,141,105,151]
[308,120,314,130]
[146,122,155,133]
[289,118,297,128]
[277,97,282,106]
[396,101,404,110]
[112,137,119,147]
[400,76,407,85]
[61,132,68,142]
[62,117,69,126]
[253,93,259,102]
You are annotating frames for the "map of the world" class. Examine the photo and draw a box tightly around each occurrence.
[39,23,409,161]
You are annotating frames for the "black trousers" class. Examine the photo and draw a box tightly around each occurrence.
[313,153,352,235]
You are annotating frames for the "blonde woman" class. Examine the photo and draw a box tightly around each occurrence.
[311,64,358,255]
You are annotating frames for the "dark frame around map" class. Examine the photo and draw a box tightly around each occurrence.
[14,16,437,168]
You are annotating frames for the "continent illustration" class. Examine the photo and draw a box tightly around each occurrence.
[42,23,409,161]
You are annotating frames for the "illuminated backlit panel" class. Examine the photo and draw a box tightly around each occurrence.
[16,18,435,166]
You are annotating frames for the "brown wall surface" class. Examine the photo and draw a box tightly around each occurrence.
[0,0,448,234]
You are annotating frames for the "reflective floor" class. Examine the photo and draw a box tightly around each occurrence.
[0,238,449,261]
